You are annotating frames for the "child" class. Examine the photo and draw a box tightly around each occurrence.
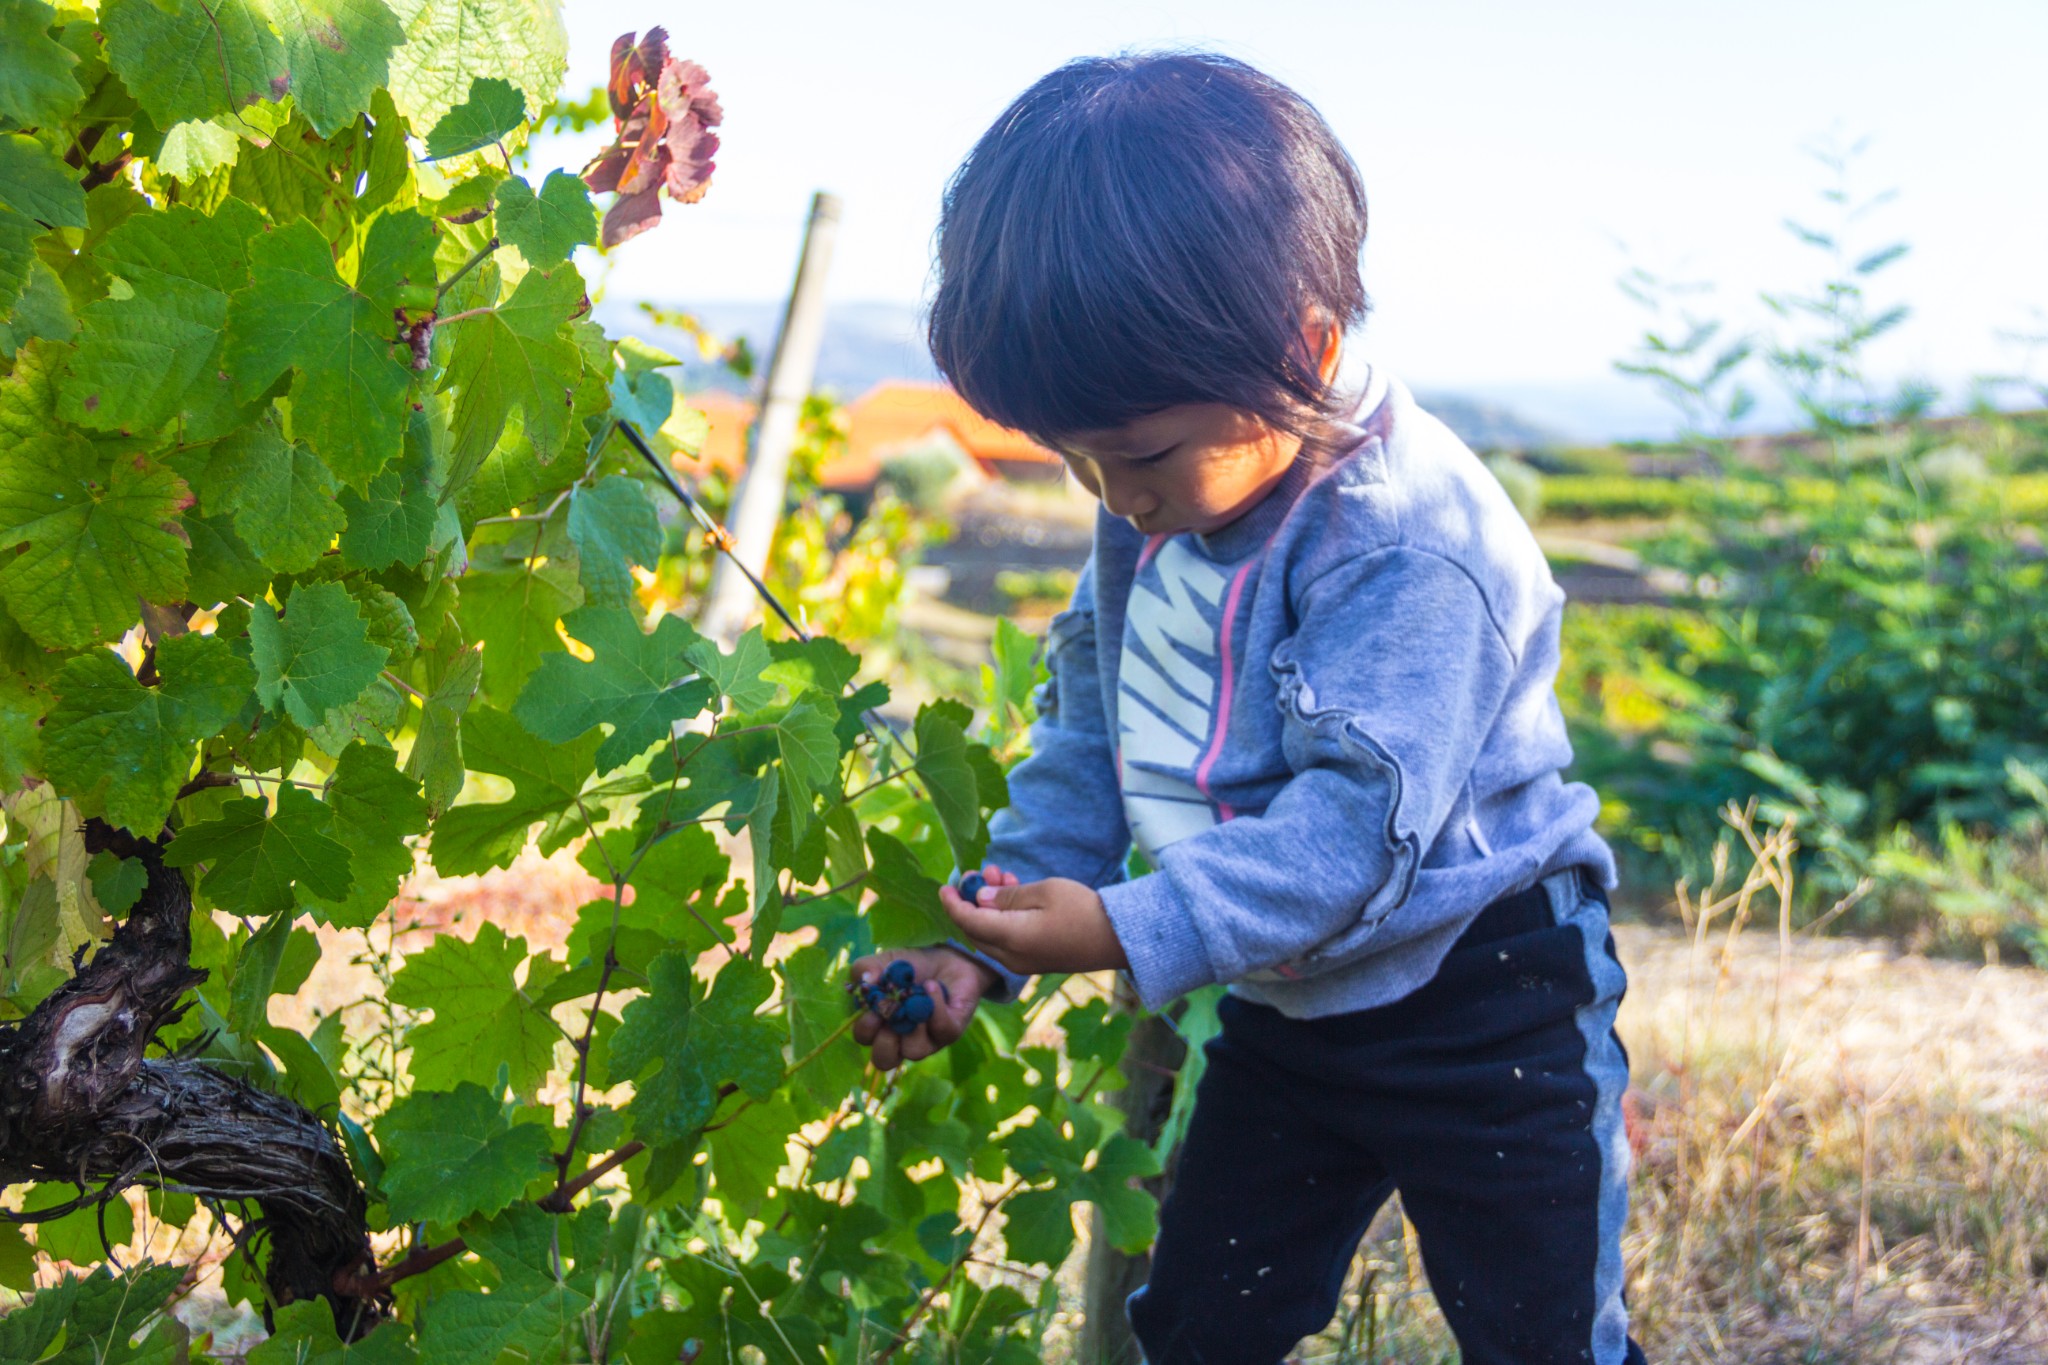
[849,52,1645,1365]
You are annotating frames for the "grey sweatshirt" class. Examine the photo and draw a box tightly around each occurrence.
[972,370,1615,1019]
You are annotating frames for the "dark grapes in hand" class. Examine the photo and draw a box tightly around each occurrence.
[882,958,917,991]
[957,872,987,903]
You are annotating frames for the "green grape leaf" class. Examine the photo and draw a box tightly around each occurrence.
[297,742,428,927]
[337,443,437,569]
[250,580,391,729]
[780,944,866,1109]
[268,0,407,138]
[0,132,84,229]
[183,509,270,605]
[17,1265,186,1365]
[0,254,74,360]
[389,921,556,1092]
[762,635,860,699]
[863,829,950,948]
[0,208,36,318]
[1079,1134,1161,1252]
[747,764,779,926]
[383,0,567,131]
[0,344,190,649]
[154,118,242,182]
[493,170,596,266]
[423,74,524,158]
[206,420,345,572]
[429,705,597,875]
[707,1091,799,1215]
[1000,1125,1159,1266]
[455,558,581,705]
[914,700,985,871]
[86,851,147,915]
[513,605,710,773]
[106,0,402,139]
[101,0,288,128]
[563,473,659,609]
[41,633,253,834]
[250,1299,418,1365]
[610,951,782,1145]
[260,1021,344,1111]
[773,694,840,846]
[377,1081,551,1225]
[0,1,84,128]
[60,199,263,439]
[686,626,776,714]
[163,784,354,917]
[440,264,583,484]
[404,643,481,816]
[225,211,438,487]
[24,1182,134,1266]
[568,823,731,965]
[415,1204,594,1365]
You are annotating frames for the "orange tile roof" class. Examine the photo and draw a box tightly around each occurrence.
[671,382,1063,491]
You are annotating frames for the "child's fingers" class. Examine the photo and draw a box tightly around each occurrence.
[943,896,1029,968]
[852,1010,882,1047]
[924,978,971,1047]
[868,1026,904,1071]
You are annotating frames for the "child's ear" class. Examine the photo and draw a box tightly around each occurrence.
[1300,310,1342,386]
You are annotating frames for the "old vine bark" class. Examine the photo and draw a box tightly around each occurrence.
[0,822,384,1335]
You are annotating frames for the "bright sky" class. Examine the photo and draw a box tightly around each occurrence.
[533,0,2048,401]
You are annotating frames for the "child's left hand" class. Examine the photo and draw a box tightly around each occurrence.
[941,867,1131,975]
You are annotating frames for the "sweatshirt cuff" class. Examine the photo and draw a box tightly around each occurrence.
[1101,872,1217,1011]
[944,940,1029,1003]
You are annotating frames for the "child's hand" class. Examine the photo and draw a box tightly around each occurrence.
[942,868,1131,976]
[847,946,1000,1071]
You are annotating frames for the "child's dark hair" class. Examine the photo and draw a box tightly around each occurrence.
[926,51,1368,443]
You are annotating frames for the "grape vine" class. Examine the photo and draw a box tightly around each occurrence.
[0,5,1150,1359]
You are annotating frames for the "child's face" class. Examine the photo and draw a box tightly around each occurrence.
[1052,405,1304,538]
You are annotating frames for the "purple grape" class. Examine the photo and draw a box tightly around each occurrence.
[958,872,987,903]
[896,990,935,1026]
[882,959,917,991]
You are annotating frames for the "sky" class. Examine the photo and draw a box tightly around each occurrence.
[530,1,2048,427]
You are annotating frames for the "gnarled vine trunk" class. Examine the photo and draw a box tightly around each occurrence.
[0,823,384,1336]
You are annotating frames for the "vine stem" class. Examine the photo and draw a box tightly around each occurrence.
[874,1176,1027,1363]
[436,236,499,301]
[782,870,869,908]
[434,305,496,327]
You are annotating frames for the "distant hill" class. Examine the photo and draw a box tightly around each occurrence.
[601,298,1585,450]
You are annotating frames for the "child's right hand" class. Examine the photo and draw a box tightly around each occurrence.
[847,945,1001,1071]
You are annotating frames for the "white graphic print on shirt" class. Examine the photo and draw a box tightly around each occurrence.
[1118,537,1232,863]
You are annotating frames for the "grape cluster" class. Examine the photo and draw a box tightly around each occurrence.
[853,957,936,1035]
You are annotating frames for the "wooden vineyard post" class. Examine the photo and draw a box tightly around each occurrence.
[700,190,843,642]
[1080,977,1189,1364]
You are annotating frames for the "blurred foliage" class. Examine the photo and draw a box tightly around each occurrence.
[1569,137,2048,955]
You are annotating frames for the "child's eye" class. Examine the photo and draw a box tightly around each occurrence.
[1134,445,1177,466]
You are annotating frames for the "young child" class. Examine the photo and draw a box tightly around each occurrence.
[849,52,1645,1365]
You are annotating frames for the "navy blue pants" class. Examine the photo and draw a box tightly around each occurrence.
[1127,869,1647,1365]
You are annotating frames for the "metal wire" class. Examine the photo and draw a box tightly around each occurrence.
[614,419,924,783]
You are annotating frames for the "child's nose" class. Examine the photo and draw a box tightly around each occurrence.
[1096,474,1158,520]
